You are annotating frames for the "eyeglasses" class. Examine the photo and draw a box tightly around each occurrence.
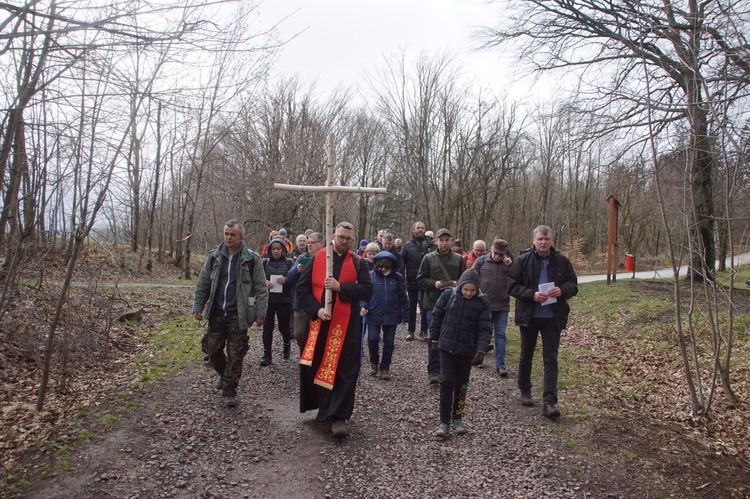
[335,235,354,242]
[473,249,486,254]
[308,239,323,245]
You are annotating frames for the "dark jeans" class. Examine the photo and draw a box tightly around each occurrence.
[426,309,440,374]
[205,315,249,397]
[407,288,428,334]
[367,323,397,371]
[517,317,561,403]
[491,311,509,368]
[262,301,292,354]
[438,350,473,423]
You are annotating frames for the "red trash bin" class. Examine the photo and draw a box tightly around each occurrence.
[625,253,636,272]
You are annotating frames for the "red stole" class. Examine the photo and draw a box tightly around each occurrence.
[299,248,358,390]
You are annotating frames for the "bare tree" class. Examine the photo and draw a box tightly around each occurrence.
[479,0,750,280]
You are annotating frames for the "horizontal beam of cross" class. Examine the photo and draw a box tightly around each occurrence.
[274,184,387,194]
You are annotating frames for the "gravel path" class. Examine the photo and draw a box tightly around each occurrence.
[21,323,592,498]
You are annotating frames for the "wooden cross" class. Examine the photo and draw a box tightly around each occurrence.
[274,134,386,313]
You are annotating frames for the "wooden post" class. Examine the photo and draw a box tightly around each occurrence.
[274,134,387,313]
[325,135,335,311]
[606,195,621,284]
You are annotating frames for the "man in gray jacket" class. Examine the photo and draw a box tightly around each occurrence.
[194,220,268,407]
[473,238,513,376]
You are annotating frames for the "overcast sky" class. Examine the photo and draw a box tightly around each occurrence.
[257,0,550,101]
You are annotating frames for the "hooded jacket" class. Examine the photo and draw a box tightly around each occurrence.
[507,246,578,330]
[430,269,492,357]
[263,237,295,303]
[193,242,269,329]
[360,251,409,325]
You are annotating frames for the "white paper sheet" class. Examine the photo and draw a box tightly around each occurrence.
[269,275,284,293]
[538,282,557,306]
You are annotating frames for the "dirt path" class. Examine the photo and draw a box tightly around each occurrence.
[22,359,328,499]
[12,321,747,498]
[13,325,584,498]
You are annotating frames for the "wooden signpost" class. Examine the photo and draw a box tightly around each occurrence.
[606,195,621,284]
[274,134,386,313]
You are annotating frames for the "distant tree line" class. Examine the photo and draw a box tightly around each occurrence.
[1,0,748,412]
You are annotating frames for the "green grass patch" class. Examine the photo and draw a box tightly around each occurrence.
[541,276,750,469]
[75,429,94,441]
[131,316,203,387]
[99,414,118,426]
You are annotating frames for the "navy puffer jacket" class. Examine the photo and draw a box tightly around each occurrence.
[360,251,409,325]
[430,269,492,356]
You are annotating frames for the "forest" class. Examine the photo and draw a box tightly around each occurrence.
[1,0,749,414]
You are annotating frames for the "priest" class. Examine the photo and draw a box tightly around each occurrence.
[296,221,373,438]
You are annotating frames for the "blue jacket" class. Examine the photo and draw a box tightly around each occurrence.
[286,251,313,311]
[430,269,492,356]
[361,251,409,325]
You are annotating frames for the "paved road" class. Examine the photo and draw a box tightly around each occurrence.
[578,252,750,284]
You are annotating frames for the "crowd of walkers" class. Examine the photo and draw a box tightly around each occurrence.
[193,220,577,440]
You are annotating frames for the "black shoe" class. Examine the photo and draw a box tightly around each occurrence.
[543,401,561,419]
[331,420,349,438]
[496,366,508,378]
[260,352,272,366]
[520,390,534,406]
[406,332,415,341]
[283,342,291,360]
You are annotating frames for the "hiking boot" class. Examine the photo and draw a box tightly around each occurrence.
[496,366,508,378]
[520,390,534,406]
[260,352,272,367]
[452,418,467,435]
[378,370,391,380]
[419,331,428,341]
[223,396,237,407]
[214,376,224,390]
[331,420,349,438]
[543,401,561,419]
[434,422,449,439]
[428,372,441,384]
[370,363,379,376]
[283,342,291,360]
[487,343,494,352]
[406,332,415,341]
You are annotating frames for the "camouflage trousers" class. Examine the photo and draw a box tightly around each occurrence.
[205,315,249,397]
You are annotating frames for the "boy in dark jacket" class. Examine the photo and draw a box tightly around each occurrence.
[430,269,492,438]
[360,251,409,380]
